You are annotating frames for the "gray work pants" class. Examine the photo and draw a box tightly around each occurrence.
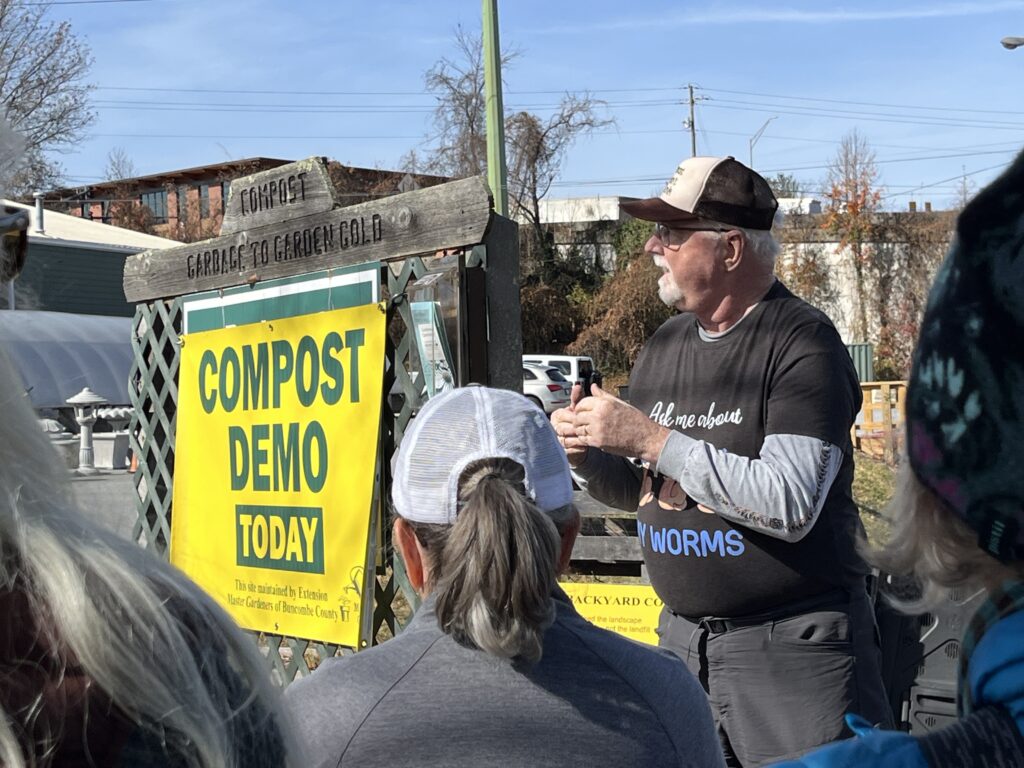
[657,587,892,767]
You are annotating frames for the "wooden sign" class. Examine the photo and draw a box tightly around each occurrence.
[123,176,493,303]
[220,157,337,235]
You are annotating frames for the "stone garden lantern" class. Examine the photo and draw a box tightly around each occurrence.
[67,387,108,475]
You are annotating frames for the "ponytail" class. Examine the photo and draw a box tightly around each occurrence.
[406,458,563,664]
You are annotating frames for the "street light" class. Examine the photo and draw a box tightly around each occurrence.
[1001,36,1024,49]
[749,116,777,169]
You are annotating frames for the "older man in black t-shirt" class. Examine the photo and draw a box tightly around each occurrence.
[551,156,891,767]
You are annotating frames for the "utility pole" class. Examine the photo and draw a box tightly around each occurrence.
[482,0,508,216]
[688,84,697,157]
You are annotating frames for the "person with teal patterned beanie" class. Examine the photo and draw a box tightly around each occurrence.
[770,149,1024,767]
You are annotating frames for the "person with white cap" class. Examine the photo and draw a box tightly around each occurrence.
[551,156,891,765]
[287,386,724,768]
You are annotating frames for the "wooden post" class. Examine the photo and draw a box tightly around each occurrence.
[480,215,521,392]
[881,383,894,463]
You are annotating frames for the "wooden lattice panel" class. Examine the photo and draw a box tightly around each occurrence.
[128,260,431,685]
[129,298,181,554]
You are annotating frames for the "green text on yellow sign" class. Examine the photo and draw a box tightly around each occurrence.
[171,303,386,646]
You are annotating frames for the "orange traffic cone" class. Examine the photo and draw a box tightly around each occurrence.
[129,452,139,473]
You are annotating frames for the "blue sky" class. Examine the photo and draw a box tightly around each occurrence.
[51,0,1024,209]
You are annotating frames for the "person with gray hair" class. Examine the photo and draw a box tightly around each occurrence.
[551,156,891,765]
[287,385,723,768]
[0,114,299,767]
[0,335,300,767]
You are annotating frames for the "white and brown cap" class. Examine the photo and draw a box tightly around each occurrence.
[621,155,778,231]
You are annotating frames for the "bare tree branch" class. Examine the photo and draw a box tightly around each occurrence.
[416,29,615,353]
[418,29,613,284]
[0,0,95,192]
[104,146,138,182]
[421,25,503,178]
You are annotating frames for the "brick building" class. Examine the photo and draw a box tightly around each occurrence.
[43,158,447,243]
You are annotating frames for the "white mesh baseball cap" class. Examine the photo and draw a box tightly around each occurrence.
[391,386,573,525]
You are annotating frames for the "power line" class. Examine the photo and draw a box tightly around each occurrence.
[82,86,1024,135]
[703,130,1022,155]
[83,127,1016,157]
[706,96,1024,129]
[882,162,1009,200]
[704,102,1024,132]
[91,96,676,112]
[85,94,1023,132]
[90,93,1016,127]
[701,86,1024,118]
[547,148,1017,188]
[759,148,1018,174]
[695,103,713,156]
[91,82,1024,119]
[94,84,687,97]
[86,128,685,140]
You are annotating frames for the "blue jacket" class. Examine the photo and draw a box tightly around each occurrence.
[769,609,1024,767]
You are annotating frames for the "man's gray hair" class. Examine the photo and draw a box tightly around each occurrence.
[738,226,780,272]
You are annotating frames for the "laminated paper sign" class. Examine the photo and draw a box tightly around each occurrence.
[559,582,664,645]
[171,303,386,646]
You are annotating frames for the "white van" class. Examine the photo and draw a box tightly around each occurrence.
[521,354,600,395]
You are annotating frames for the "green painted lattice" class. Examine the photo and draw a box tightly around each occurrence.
[129,260,434,685]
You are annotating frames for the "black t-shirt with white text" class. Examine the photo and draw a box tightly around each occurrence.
[628,281,868,619]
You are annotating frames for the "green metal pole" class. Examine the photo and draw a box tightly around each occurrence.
[483,0,508,217]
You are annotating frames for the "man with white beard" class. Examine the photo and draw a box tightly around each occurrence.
[551,156,891,766]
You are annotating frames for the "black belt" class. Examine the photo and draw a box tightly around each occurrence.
[675,588,849,635]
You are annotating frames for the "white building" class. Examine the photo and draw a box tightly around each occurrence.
[3,198,178,315]
[531,196,636,273]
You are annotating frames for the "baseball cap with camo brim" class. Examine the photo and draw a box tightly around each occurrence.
[620,155,778,231]
[391,386,573,526]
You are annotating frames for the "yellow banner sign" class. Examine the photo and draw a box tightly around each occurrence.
[171,303,386,646]
[559,582,664,646]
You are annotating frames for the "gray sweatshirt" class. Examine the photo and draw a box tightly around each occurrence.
[286,589,724,768]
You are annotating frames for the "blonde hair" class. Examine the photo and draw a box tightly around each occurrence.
[870,465,1024,612]
[0,343,301,768]
[401,457,576,664]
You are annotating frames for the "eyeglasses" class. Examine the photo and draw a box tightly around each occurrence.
[653,222,734,247]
